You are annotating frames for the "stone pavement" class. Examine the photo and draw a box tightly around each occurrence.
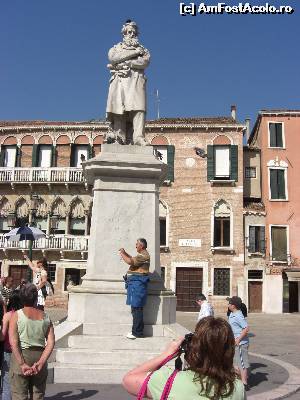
[44,309,300,399]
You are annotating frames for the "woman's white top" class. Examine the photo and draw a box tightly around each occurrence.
[33,268,48,306]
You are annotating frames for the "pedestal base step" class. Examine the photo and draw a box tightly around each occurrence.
[56,348,161,365]
[53,363,132,384]
[83,323,166,336]
[68,335,170,351]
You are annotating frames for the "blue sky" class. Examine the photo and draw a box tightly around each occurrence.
[0,0,299,127]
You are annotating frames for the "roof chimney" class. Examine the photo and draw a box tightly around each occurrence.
[231,105,237,121]
[245,118,251,143]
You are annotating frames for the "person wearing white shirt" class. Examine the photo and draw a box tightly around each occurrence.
[196,294,214,321]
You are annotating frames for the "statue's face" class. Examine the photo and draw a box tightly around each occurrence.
[125,26,137,39]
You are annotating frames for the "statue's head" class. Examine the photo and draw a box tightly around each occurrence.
[121,20,139,46]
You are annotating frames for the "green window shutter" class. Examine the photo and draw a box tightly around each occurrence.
[32,144,39,167]
[248,226,256,253]
[88,144,94,159]
[207,145,214,181]
[15,146,21,167]
[270,169,278,199]
[278,169,286,199]
[51,145,57,167]
[0,148,5,167]
[70,144,76,167]
[167,145,175,182]
[269,123,276,147]
[276,124,283,147]
[259,226,265,254]
[230,145,238,181]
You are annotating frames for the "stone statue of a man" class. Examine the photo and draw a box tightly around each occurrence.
[105,20,150,146]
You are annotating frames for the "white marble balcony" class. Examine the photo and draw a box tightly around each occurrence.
[0,167,85,185]
[0,234,89,253]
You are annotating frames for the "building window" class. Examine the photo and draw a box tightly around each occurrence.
[47,264,57,283]
[214,146,230,179]
[35,217,48,234]
[155,146,168,164]
[0,217,9,233]
[213,200,231,248]
[271,226,287,261]
[207,145,238,182]
[160,218,166,247]
[214,268,230,296]
[64,268,86,291]
[3,146,17,167]
[70,218,85,236]
[71,145,89,167]
[159,201,168,247]
[269,122,284,148]
[38,145,52,168]
[270,169,286,200]
[245,167,256,178]
[248,270,263,280]
[248,226,265,254]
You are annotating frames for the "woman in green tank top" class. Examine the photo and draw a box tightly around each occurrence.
[9,283,55,400]
[123,317,245,400]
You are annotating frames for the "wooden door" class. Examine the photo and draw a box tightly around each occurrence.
[248,281,262,312]
[176,268,203,312]
[289,282,299,313]
[9,265,28,289]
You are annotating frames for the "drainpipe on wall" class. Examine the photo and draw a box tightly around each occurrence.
[245,118,251,144]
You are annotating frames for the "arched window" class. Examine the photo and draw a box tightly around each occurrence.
[35,198,48,233]
[15,198,29,228]
[51,198,66,235]
[69,198,85,236]
[213,200,231,248]
[0,197,11,233]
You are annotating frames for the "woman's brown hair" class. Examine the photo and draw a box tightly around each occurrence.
[185,317,237,399]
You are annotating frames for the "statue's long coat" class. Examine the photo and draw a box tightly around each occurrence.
[106,42,150,116]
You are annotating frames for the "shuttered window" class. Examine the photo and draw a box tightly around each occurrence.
[214,146,230,178]
[248,226,265,254]
[207,145,238,181]
[214,268,230,296]
[271,226,287,261]
[270,169,286,199]
[269,123,283,148]
[167,145,175,182]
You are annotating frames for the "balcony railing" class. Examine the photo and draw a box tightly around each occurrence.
[0,168,84,184]
[0,234,89,252]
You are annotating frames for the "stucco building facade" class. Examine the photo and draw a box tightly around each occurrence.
[248,110,300,313]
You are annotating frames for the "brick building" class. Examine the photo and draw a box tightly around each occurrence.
[0,112,246,312]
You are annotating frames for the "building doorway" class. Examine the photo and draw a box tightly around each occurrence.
[248,270,263,312]
[176,267,203,312]
[282,272,299,313]
[248,282,263,312]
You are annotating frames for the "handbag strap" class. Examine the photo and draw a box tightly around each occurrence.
[137,350,179,400]
[160,369,179,400]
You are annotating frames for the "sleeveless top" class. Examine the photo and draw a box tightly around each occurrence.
[17,309,51,349]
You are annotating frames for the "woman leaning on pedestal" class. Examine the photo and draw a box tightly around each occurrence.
[8,283,55,400]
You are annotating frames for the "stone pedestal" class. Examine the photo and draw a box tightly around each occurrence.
[53,145,180,384]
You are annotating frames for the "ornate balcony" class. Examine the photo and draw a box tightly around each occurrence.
[0,234,89,257]
[0,167,85,188]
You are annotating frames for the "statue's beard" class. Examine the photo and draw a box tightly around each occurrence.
[123,36,139,48]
